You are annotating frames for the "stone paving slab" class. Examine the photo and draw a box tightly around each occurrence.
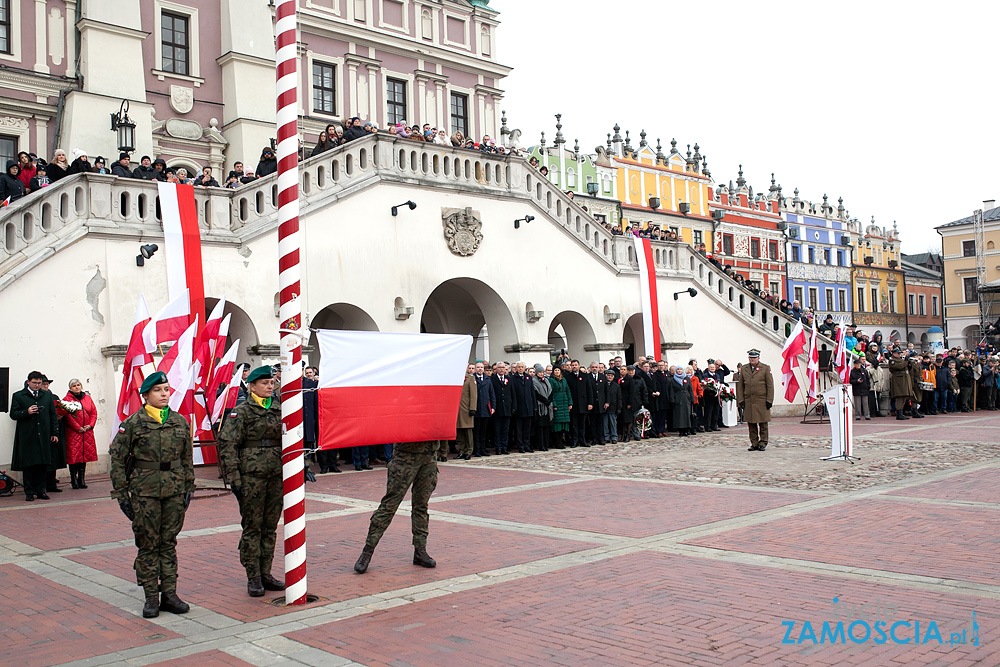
[433,478,819,538]
[686,498,1000,586]
[69,512,601,623]
[286,551,999,667]
[883,467,1000,504]
[0,562,180,667]
[146,648,259,666]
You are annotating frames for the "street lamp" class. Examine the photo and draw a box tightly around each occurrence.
[110,99,136,154]
[673,287,698,300]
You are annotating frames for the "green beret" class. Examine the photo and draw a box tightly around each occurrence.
[140,371,169,394]
[246,366,273,384]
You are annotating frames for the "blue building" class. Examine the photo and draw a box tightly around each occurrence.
[781,190,855,322]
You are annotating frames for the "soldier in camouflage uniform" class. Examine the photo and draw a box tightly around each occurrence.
[110,371,194,618]
[217,366,286,597]
[354,440,439,573]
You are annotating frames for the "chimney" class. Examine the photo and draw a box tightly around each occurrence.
[984,199,996,211]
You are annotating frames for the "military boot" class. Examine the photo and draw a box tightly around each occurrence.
[261,573,285,591]
[160,591,190,614]
[354,545,375,574]
[413,546,436,568]
[247,576,265,597]
[142,594,160,618]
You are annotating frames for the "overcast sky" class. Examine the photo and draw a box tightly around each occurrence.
[495,0,998,253]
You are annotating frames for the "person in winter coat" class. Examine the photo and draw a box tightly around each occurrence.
[92,157,111,174]
[455,365,478,460]
[311,131,334,157]
[254,147,277,177]
[9,371,59,500]
[28,165,50,192]
[849,358,871,419]
[58,379,98,488]
[689,371,704,432]
[531,364,553,452]
[603,369,622,444]
[735,349,774,451]
[0,160,26,204]
[667,367,694,436]
[132,156,157,179]
[888,347,914,419]
[490,362,514,454]
[548,366,572,449]
[47,149,71,182]
[957,359,976,412]
[620,365,647,442]
[193,166,220,187]
[68,149,92,175]
[471,361,495,457]
[16,151,36,193]
[111,153,136,178]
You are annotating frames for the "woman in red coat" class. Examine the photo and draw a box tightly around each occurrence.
[59,379,98,489]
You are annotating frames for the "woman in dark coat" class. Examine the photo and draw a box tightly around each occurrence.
[59,379,98,489]
[310,131,334,157]
[0,160,26,203]
[652,364,671,436]
[47,149,72,182]
[667,367,694,436]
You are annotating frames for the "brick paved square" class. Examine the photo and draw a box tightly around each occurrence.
[687,498,1000,585]
[311,464,568,502]
[433,479,817,538]
[70,512,600,622]
[885,467,1000,504]
[0,563,179,667]
[147,649,257,666]
[286,551,999,667]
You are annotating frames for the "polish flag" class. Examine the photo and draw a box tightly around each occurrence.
[159,317,198,414]
[159,182,205,330]
[780,319,807,403]
[194,300,228,386]
[142,290,191,354]
[209,340,242,424]
[632,237,662,361]
[316,330,473,449]
[111,296,153,443]
[833,325,851,385]
[806,319,820,403]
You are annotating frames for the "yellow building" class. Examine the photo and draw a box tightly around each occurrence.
[936,203,1000,349]
[850,218,906,340]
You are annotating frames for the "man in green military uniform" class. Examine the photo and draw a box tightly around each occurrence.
[906,352,925,419]
[217,366,286,597]
[736,349,774,451]
[888,346,914,421]
[109,371,194,618]
[354,440,439,573]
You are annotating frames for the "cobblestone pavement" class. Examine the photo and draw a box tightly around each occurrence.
[0,410,996,666]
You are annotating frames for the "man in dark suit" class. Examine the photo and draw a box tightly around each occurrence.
[708,358,732,429]
[490,362,514,454]
[565,360,592,447]
[586,362,608,444]
[9,371,59,501]
[304,366,340,473]
[510,362,536,453]
[472,361,495,457]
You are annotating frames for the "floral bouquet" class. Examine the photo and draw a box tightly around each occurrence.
[701,377,719,394]
[719,385,737,402]
[58,399,82,414]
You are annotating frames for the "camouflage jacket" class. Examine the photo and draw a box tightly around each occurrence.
[110,409,194,501]
[393,440,439,454]
[217,397,282,487]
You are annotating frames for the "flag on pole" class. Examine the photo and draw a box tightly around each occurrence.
[833,325,851,385]
[142,290,191,353]
[194,299,228,386]
[158,182,206,330]
[112,296,153,443]
[159,318,198,416]
[209,340,242,424]
[632,236,662,361]
[316,330,473,449]
[806,318,820,402]
[780,319,807,403]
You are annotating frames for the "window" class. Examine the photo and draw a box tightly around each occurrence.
[824,248,830,264]
[0,0,10,54]
[962,240,976,257]
[888,288,896,313]
[593,214,607,224]
[161,11,189,76]
[693,230,703,245]
[791,245,800,262]
[932,295,939,316]
[808,288,818,309]
[770,281,779,295]
[450,92,468,137]
[963,277,978,303]
[838,289,847,311]
[908,293,916,315]
[723,234,734,255]
[312,62,337,115]
[857,286,864,311]
[871,287,879,312]
[808,247,815,264]
[0,134,16,167]
[794,286,803,304]
[826,288,834,310]
[837,250,843,266]
[750,238,760,258]
[354,0,366,20]
[768,240,778,261]
[386,78,407,126]
[919,294,926,316]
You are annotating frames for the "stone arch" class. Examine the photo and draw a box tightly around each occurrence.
[920,332,929,349]
[622,313,665,365]
[419,277,518,362]
[205,297,258,369]
[547,310,597,362]
[906,331,916,344]
[961,324,981,350]
[307,302,379,365]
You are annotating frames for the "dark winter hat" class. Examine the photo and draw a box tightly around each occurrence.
[247,366,273,384]
[119,152,130,161]
[140,371,169,394]
[141,155,151,162]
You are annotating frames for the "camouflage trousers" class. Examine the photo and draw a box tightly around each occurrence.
[365,449,438,549]
[238,473,283,578]
[130,493,187,596]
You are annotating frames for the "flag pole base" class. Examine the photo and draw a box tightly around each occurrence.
[821,454,861,464]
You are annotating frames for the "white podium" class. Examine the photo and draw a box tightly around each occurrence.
[722,383,739,426]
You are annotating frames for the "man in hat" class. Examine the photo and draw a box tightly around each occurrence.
[217,366,286,597]
[354,439,440,574]
[9,371,59,501]
[888,346,914,420]
[818,314,837,337]
[112,152,136,178]
[109,371,194,618]
[133,155,156,179]
[38,375,67,493]
[735,349,774,451]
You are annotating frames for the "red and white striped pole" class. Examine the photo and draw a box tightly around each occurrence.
[275,0,307,606]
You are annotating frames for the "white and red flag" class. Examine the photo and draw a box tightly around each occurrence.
[806,319,820,402]
[159,317,198,415]
[833,325,851,385]
[142,290,191,353]
[194,300,228,386]
[111,295,153,443]
[632,236,662,361]
[209,340,242,425]
[158,182,205,329]
[780,319,808,403]
[316,330,473,449]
